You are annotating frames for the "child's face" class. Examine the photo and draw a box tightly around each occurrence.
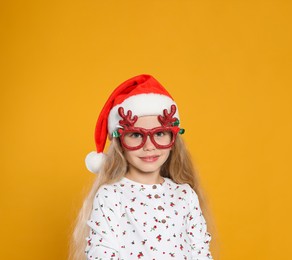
[122,115,172,177]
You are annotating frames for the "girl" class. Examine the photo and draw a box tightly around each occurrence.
[70,75,214,259]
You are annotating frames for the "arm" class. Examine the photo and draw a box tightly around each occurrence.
[85,185,121,260]
[186,186,213,260]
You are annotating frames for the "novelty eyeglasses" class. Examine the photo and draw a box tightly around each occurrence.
[112,105,185,150]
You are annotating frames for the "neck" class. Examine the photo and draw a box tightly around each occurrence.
[125,171,164,185]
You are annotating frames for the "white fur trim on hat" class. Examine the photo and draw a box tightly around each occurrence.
[108,93,179,135]
[85,151,106,174]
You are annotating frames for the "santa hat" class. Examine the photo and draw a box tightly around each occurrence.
[85,74,180,173]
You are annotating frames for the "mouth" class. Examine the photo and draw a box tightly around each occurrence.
[139,155,160,162]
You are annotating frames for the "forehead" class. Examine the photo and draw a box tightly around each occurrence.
[134,115,162,128]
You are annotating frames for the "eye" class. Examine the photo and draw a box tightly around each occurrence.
[155,131,165,137]
[128,132,143,138]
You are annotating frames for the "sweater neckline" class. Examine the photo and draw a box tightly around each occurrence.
[120,176,169,190]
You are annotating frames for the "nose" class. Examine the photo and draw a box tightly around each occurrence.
[143,135,156,151]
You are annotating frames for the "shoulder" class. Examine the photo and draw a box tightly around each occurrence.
[165,178,198,200]
[166,178,194,193]
[90,182,122,221]
[93,182,121,206]
[185,183,198,198]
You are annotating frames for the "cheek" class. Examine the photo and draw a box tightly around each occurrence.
[123,150,138,163]
[162,149,171,161]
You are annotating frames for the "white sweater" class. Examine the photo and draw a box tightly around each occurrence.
[85,177,213,260]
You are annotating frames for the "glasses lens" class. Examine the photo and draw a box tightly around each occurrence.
[123,132,144,148]
[153,130,173,147]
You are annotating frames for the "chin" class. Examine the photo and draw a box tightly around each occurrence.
[131,164,161,175]
[139,167,160,174]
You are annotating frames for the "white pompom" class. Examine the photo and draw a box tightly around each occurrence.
[85,151,106,174]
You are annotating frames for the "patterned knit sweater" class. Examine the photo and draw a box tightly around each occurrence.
[85,177,213,260]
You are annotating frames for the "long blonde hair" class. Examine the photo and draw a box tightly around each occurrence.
[69,136,218,259]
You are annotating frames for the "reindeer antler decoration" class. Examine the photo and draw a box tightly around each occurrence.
[118,107,138,128]
[158,104,178,127]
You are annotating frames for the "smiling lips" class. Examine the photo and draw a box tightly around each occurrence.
[139,156,160,162]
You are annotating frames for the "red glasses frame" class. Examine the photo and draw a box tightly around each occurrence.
[112,104,185,150]
[117,126,180,150]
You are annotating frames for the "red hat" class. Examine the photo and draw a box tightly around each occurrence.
[85,74,180,173]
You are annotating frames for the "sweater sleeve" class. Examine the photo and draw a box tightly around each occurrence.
[85,184,121,260]
[186,186,213,260]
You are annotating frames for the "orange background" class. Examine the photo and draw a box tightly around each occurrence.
[1,1,291,259]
